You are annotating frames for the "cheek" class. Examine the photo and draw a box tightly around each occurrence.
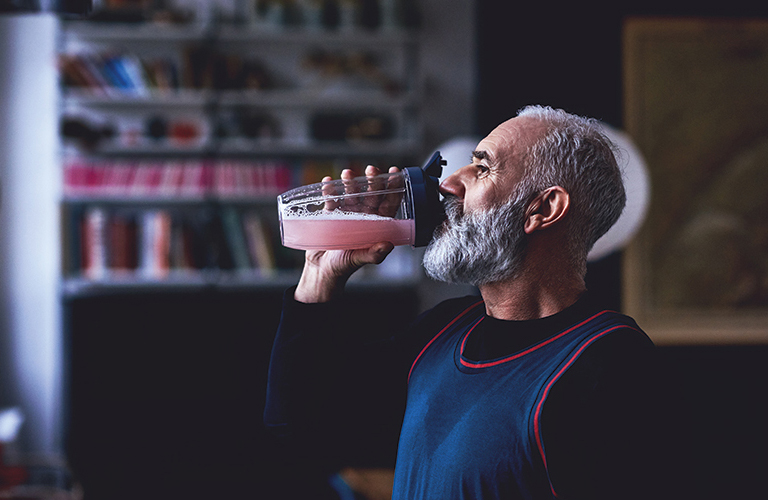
[469,185,505,212]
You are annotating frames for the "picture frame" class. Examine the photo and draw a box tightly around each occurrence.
[623,18,768,344]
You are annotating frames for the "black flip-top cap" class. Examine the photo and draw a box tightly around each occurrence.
[404,151,447,247]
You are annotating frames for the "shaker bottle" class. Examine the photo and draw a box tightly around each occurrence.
[278,151,446,250]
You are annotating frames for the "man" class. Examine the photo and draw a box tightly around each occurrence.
[265,106,664,499]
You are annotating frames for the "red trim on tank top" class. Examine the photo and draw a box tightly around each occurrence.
[458,310,612,369]
[407,300,484,384]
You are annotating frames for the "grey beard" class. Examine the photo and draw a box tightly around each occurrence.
[422,194,529,286]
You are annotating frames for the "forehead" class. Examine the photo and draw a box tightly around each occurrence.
[474,115,547,162]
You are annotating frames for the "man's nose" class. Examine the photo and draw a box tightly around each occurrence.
[438,165,470,199]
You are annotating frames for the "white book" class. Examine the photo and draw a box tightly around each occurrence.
[83,207,107,280]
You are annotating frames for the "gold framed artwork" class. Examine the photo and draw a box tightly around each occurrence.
[623,18,768,344]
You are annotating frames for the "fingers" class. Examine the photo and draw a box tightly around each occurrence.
[322,175,339,211]
[363,164,385,214]
[350,241,395,266]
[378,166,403,217]
[303,242,395,287]
[324,164,403,218]
[341,168,362,212]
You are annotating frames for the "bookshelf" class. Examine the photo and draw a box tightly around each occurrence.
[58,12,424,294]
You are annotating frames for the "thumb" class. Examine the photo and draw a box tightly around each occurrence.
[352,242,395,266]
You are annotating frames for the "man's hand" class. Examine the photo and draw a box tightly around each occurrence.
[294,165,398,303]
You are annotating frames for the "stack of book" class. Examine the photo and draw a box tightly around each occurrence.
[59,52,175,95]
[63,159,293,198]
[71,206,289,280]
[59,48,275,95]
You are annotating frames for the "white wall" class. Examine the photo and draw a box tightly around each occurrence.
[0,13,63,456]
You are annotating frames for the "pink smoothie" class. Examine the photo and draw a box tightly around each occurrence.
[281,215,415,250]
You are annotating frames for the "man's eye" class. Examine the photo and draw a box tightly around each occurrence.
[476,164,490,174]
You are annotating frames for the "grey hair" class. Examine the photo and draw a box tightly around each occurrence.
[515,105,626,274]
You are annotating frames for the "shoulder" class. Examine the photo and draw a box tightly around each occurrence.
[542,314,661,444]
[426,294,486,316]
[578,315,656,370]
[552,317,659,406]
[542,318,665,500]
[391,295,484,362]
[413,295,485,330]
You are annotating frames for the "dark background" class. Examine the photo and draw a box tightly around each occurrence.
[66,287,420,499]
[474,2,768,499]
[64,2,768,499]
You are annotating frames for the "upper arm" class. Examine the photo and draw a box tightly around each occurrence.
[540,328,661,500]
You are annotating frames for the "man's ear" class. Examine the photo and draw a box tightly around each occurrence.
[524,186,570,234]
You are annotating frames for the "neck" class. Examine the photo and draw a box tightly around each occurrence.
[478,253,586,321]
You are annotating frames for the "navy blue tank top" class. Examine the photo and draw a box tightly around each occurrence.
[392,299,644,500]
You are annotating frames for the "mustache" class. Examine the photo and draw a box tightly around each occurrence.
[442,195,464,225]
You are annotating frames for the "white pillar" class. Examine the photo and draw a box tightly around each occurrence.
[0,13,63,456]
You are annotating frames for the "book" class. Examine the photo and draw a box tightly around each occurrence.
[170,217,196,271]
[242,211,276,273]
[183,45,215,90]
[59,55,91,89]
[234,163,250,196]
[119,53,151,97]
[108,212,138,272]
[81,207,107,280]
[158,162,185,197]
[103,161,133,196]
[184,210,217,270]
[61,54,112,94]
[139,210,171,279]
[63,204,83,275]
[65,158,300,200]
[97,53,131,91]
[63,159,91,195]
[220,207,252,270]
[144,57,181,91]
[208,210,234,270]
[276,162,293,192]
[179,161,205,197]
[78,53,115,94]
[101,52,147,95]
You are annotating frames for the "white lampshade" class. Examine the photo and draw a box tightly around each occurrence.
[588,124,650,261]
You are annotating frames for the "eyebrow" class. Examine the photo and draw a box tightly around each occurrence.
[472,150,489,161]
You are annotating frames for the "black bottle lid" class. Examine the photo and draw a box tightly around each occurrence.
[404,151,446,247]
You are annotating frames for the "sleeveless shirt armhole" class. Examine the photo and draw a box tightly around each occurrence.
[539,327,657,500]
